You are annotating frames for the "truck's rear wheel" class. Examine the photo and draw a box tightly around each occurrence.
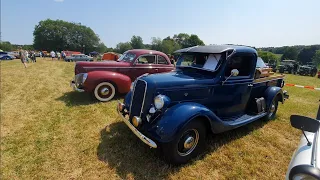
[161,120,206,165]
[93,82,116,102]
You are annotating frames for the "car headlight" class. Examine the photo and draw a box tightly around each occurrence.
[82,73,88,84]
[154,95,170,110]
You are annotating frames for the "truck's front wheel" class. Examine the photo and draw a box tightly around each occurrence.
[161,120,206,165]
[263,97,279,121]
[93,82,116,102]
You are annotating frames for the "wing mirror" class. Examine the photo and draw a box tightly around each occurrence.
[231,69,239,76]
[290,115,320,146]
[222,69,239,85]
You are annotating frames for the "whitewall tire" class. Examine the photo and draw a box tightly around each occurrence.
[94,82,116,102]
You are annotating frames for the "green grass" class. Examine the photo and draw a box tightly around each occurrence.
[1,58,320,179]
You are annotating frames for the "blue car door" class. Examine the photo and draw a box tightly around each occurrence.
[210,53,256,119]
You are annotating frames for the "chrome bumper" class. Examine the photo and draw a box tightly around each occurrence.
[70,81,85,92]
[117,104,157,148]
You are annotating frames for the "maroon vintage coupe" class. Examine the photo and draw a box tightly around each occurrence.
[70,49,174,102]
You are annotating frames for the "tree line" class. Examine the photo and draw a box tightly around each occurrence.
[0,19,319,66]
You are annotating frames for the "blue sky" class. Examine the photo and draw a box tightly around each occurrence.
[1,0,319,48]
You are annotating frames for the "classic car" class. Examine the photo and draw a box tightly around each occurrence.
[286,102,320,180]
[298,62,318,77]
[65,54,93,62]
[278,60,298,74]
[70,49,175,102]
[0,54,14,60]
[117,45,289,164]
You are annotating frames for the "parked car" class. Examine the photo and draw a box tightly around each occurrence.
[117,45,289,164]
[70,49,175,102]
[286,103,320,180]
[298,62,318,77]
[8,51,20,59]
[65,54,93,62]
[278,60,297,74]
[0,55,14,60]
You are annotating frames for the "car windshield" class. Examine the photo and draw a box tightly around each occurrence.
[176,53,222,72]
[118,52,136,62]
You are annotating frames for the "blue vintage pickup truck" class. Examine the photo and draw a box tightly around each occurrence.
[117,45,289,164]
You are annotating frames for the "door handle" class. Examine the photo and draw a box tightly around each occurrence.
[248,84,253,87]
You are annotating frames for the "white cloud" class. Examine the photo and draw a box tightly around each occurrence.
[54,0,64,2]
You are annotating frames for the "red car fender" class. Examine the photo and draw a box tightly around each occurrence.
[84,71,131,93]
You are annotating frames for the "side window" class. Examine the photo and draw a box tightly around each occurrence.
[225,54,254,77]
[157,55,168,65]
[136,55,156,64]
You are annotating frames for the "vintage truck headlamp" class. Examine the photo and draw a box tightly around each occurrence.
[154,95,170,110]
[82,73,88,84]
[132,116,142,127]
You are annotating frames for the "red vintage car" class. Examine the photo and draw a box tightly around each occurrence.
[70,49,175,102]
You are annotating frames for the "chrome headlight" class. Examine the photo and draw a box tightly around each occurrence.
[154,95,170,110]
[82,73,88,84]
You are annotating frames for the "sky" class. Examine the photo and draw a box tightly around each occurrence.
[1,0,320,48]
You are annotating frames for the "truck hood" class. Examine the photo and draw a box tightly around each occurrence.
[141,70,218,89]
[75,61,130,74]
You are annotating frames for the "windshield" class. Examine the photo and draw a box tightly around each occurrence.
[176,53,222,72]
[118,52,136,62]
[256,57,267,68]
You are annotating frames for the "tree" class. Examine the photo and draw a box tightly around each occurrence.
[33,19,100,53]
[130,35,144,49]
[0,41,13,51]
[96,42,108,53]
[297,46,318,64]
[258,51,279,64]
[173,33,190,48]
[281,46,298,60]
[161,39,181,55]
[312,50,320,66]
[187,34,205,47]
[115,42,132,53]
[150,37,162,51]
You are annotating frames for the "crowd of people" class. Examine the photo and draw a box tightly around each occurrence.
[18,48,68,68]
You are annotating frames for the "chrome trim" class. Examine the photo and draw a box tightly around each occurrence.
[133,54,157,65]
[139,79,148,117]
[312,131,319,167]
[84,66,170,69]
[117,105,157,148]
[70,81,85,92]
[129,79,147,117]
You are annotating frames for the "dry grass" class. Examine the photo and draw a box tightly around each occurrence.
[1,58,319,180]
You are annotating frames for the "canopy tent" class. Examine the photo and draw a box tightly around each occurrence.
[101,52,120,61]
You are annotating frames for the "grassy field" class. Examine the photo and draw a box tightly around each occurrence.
[1,58,319,180]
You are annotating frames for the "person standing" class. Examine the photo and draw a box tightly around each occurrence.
[57,52,61,60]
[170,55,176,66]
[19,47,27,68]
[50,50,55,60]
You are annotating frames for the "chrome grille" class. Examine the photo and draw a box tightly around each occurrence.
[130,80,147,119]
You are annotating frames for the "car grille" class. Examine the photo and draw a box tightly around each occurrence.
[130,80,147,119]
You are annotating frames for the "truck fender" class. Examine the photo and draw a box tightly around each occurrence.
[264,86,284,108]
[153,102,220,143]
[85,71,131,93]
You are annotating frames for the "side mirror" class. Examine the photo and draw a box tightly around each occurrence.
[231,69,239,76]
[290,115,320,133]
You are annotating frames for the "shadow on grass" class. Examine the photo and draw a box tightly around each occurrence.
[96,118,269,179]
[56,91,97,106]
[56,91,125,107]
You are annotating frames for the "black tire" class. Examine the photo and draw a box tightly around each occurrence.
[161,120,206,165]
[263,97,279,121]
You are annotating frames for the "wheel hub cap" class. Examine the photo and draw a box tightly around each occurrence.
[184,136,195,149]
[100,87,109,95]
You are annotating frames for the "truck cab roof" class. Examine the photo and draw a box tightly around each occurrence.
[175,45,257,55]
